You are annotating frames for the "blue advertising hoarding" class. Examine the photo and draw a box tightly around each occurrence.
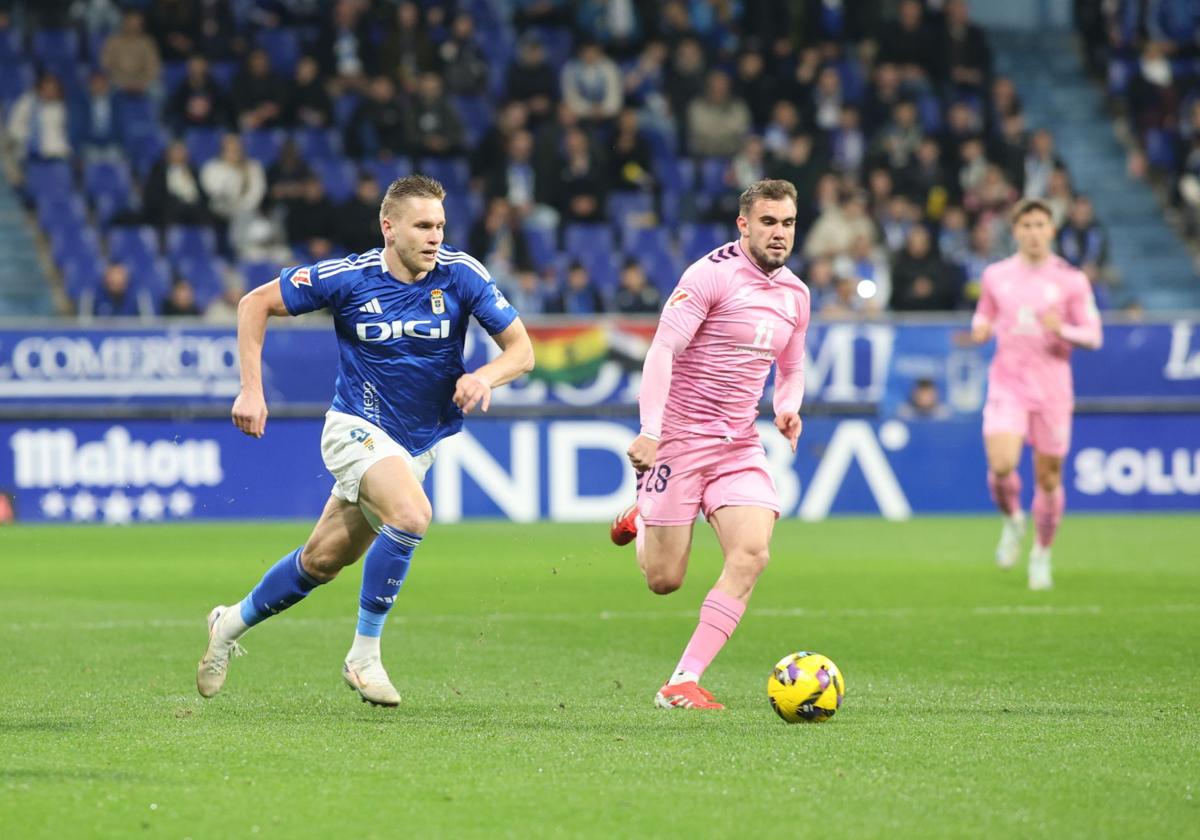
[1,318,1197,412]
[2,415,1196,525]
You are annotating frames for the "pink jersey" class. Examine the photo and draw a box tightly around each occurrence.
[639,241,811,440]
[972,254,1102,408]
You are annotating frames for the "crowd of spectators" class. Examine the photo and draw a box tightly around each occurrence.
[1076,0,1200,243]
[0,0,1117,319]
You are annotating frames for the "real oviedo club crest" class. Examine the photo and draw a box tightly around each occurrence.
[430,289,445,314]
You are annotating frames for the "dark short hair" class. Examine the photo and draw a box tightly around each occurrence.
[1010,198,1054,225]
[380,174,446,218]
[738,179,798,216]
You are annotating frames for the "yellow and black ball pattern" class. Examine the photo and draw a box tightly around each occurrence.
[767,652,845,723]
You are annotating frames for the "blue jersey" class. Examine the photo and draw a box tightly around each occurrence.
[278,246,519,455]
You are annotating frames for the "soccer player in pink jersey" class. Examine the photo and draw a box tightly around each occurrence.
[609,179,810,710]
[971,198,1102,590]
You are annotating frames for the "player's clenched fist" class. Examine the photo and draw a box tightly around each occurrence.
[453,372,492,414]
[970,321,992,343]
[775,412,802,453]
[627,434,658,472]
[232,389,269,438]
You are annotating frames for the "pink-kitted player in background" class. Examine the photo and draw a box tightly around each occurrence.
[972,198,1103,590]
[611,179,811,710]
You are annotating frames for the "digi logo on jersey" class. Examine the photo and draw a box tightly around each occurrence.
[356,319,452,342]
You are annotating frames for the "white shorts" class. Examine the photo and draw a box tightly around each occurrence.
[321,410,435,531]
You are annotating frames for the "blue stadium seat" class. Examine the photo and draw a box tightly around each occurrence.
[416,157,470,193]
[645,253,684,294]
[623,225,673,258]
[62,254,104,300]
[657,158,695,195]
[334,92,360,129]
[1145,128,1178,170]
[209,61,238,90]
[643,125,677,163]
[162,60,188,97]
[255,27,301,76]
[563,222,615,261]
[165,225,217,263]
[0,61,33,110]
[53,226,102,274]
[697,157,732,198]
[184,126,224,166]
[124,127,168,179]
[22,160,73,203]
[293,127,344,163]
[607,192,654,236]
[522,227,557,271]
[107,225,160,266]
[94,190,140,228]
[532,26,573,74]
[83,159,133,205]
[239,259,282,290]
[36,195,88,231]
[31,29,79,67]
[0,25,22,63]
[679,223,727,261]
[131,258,171,308]
[311,158,358,203]
[243,128,287,167]
[917,93,943,134]
[576,251,619,292]
[451,95,493,151]
[363,157,412,193]
[178,255,226,310]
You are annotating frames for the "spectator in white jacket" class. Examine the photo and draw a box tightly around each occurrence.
[200,133,266,239]
[7,73,72,162]
[561,41,623,126]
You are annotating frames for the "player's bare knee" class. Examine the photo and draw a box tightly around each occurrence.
[1037,472,1062,492]
[990,461,1018,478]
[728,547,771,581]
[376,500,432,535]
[645,569,683,595]
[299,543,346,582]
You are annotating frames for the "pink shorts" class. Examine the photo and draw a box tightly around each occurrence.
[982,388,1073,457]
[637,434,780,526]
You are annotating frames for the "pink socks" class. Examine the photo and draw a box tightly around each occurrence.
[675,588,745,680]
[988,471,1022,516]
[1032,485,1065,548]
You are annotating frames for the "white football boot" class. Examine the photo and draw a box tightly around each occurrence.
[197,606,245,698]
[343,658,401,707]
[995,511,1026,570]
[1028,544,1053,591]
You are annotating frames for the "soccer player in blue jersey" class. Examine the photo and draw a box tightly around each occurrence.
[197,175,534,706]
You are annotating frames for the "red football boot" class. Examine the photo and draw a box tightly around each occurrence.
[610,503,638,546]
[654,681,725,710]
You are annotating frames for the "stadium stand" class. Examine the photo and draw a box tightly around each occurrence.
[0,0,1196,319]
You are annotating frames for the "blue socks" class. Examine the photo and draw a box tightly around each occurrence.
[234,527,423,641]
[238,547,322,627]
[356,525,422,637]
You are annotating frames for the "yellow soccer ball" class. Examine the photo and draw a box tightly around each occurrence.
[767,652,845,723]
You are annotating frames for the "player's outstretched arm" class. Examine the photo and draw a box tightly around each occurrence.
[1044,279,1104,350]
[773,326,807,454]
[971,268,997,343]
[454,318,535,414]
[232,279,290,438]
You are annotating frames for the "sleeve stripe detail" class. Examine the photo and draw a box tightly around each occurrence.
[436,248,491,280]
[321,257,382,279]
[317,250,383,278]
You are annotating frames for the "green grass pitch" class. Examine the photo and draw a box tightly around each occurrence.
[1,516,1197,838]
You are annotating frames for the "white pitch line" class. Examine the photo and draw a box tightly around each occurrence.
[2,603,1198,633]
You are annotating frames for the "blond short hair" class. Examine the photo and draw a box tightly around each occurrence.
[380,174,446,219]
[738,179,799,216]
